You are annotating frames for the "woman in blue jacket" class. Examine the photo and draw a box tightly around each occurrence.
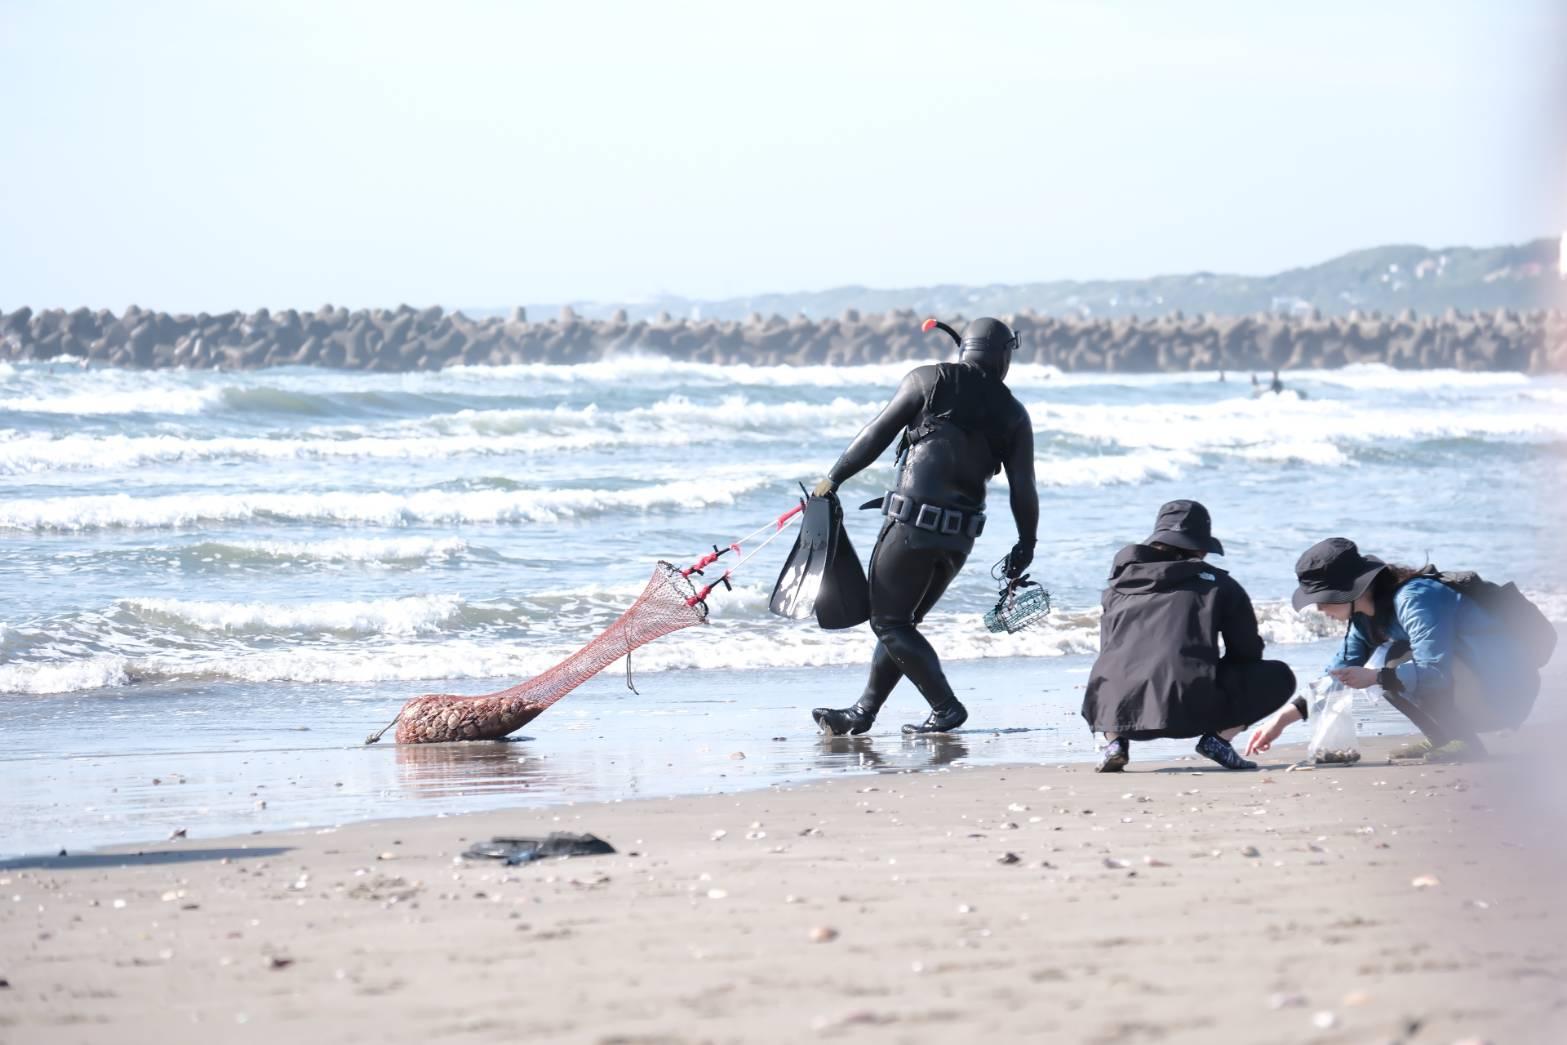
[1247,538,1540,760]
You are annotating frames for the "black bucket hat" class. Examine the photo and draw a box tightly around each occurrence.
[1291,538,1386,610]
[1145,499,1223,556]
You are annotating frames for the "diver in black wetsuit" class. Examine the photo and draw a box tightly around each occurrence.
[809,317,1039,735]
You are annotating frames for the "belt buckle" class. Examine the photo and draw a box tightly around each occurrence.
[913,503,941,531]
[885,492,912,523]
[939,508,963,536]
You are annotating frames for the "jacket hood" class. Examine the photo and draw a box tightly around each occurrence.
[1107,543,1225,594]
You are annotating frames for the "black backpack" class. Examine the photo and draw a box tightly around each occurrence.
[1436,570,1557,668]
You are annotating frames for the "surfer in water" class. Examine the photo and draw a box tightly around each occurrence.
[805,317,1039,735]
[1251,368,1305,399]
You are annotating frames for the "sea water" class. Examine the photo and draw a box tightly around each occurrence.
[2,359,1563,856]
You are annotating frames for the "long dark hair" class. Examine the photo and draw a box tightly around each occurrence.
[1360,562,1431,642]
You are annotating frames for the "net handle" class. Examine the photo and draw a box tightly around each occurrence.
[682,501,804,607]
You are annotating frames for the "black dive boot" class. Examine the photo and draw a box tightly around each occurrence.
[812,702,878,737]
[901,699,968,735]
[816,645,897,736]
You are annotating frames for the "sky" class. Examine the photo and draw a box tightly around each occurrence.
[1,0,1562,312]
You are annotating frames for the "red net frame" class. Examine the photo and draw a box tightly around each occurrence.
[389,562,707,744]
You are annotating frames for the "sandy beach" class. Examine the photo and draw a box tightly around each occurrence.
[4,733,1564,1045]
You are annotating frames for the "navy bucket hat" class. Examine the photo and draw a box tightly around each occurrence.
[1145,500,1224,556]
[1292,538,1387,610]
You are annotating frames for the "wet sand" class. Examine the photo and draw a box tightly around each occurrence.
[3,735,1564,1044]
[4,645,1431,859]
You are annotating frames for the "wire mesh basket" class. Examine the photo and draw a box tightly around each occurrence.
[983,560,1053,634]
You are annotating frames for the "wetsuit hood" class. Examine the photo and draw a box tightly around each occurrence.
[1107,543,1222,595]
[959,317,1018,380]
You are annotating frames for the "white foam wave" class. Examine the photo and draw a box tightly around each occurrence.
[1035,450,1198,487]
[13,584,1550,697]
[0,656,131,695]
[1025,393,1567,461]
[0,395,876,474]
[437,393,876,435]
[124,594,469,635]
[1290,363,1532,390]
[0,428,744,474]
[213,537,472,563]
[0,386,221,416]
[0,475,781,531]
[444,356,956,389]
[0,592,1361,696]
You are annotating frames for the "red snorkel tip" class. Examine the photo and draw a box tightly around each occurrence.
[921,317,938,333]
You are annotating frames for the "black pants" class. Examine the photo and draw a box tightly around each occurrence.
[854,522,970,717]
[1117,659,1297,741]
[1376,652,1486,749]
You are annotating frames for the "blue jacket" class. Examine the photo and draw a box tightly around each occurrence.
[1327,576,1539,727]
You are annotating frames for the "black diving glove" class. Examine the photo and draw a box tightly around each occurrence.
[1003,541,1035,579]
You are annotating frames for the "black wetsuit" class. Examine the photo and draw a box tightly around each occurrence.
[824,360,1038,724]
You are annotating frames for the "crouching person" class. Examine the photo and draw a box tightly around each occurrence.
[1247,538,1545,762]
[1081,500,1297,772]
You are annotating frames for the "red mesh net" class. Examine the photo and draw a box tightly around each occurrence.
[391,562,708,744]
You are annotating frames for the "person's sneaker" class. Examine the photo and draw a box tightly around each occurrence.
[1388,737,1434,760]
[1195,733,1258,770]
[1096,737,1130,773]
[813,705,875,736]
[901,700,968,735]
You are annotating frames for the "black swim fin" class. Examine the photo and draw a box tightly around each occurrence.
[769,495,835,620]
[815,499,869,630]
[768,494,871,629]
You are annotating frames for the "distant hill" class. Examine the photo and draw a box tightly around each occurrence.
[492,237,1560,323]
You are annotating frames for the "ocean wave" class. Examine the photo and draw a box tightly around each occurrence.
[6,585,1554,698]
[1288,363,1532,390]
[0,429,724,474]
[0,656,132,695]
[0,386,222,416]
[0,475,784,531]
[218,385,352,416]
[122,594,481,635]
[437,357,969,389]
[187,537,474,565]
[0,429,769,475]
[1035,450,1199,487]
[0,592,1358,696]
[3,390,1555,477]
[1024,395,1567,459]
[0,358,1070,418]
[0,395,876,474]
[435,393,877,436]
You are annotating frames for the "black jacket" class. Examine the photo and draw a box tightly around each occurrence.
[1081,544,1266,736]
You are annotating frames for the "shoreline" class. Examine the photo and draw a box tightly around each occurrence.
[1,646,1435,862]
[3,735,1563,1043]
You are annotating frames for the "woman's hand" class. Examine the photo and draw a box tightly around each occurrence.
[811,478,837,497]
[1329,666,1378,689]
[1245,715,1287,756]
